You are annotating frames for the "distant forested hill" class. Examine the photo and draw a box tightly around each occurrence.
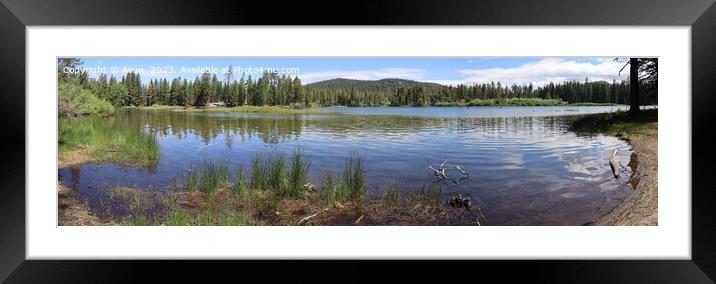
[305,78,444,93]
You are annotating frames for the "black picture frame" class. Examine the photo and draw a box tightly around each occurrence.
[1,0,714,282]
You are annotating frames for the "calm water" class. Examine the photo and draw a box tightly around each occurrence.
[59,106,636,225]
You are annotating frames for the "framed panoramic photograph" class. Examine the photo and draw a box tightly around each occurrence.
[1,0,715,282]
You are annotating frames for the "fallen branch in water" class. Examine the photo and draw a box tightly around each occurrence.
[609,149,620,178]
[428,160,471,184]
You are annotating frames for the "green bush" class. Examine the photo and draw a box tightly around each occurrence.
[59,82,115,118]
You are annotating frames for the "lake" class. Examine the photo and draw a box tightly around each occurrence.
[58,106,636,225]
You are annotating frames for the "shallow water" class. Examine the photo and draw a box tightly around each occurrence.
[58,106,636,225]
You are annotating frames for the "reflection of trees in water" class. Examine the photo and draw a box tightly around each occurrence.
[113,109,576,146]
[304,115,569,139]
[114,109,305,145]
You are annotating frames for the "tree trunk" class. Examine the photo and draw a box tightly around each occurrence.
[630,58,640,114]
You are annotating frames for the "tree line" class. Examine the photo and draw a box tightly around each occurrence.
[60,59,657,114]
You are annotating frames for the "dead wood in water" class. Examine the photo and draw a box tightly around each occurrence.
[428,160,471,184]
[609,149,620,178]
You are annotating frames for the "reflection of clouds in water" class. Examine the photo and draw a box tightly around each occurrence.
[561,192,586,198]
[499,153,524,170]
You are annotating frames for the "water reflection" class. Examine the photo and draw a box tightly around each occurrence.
[59,107,635,225]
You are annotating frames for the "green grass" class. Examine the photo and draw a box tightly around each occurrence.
[247,150,310,198]
[165,207,192,226]
[405,186,444,207]
[266,153,288,195]
[58,117,159,168]
[183,159,230,196]
[129,104,186,110]
[342,153,366,202]
[317,153,367,206]
[381,184,401,208]
[250,153,266,191]
[232,166,249,197]
[569,102,621,106]
[216,211,252,226]
[184,105,334,115]
[435,98,566,107]
[287,149,311,197]
[318,171,348,206]
[569,108,658,138]
[122,214,152,226]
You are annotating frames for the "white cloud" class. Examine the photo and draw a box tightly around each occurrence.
[445,58,629,87]
[299,68,427,83]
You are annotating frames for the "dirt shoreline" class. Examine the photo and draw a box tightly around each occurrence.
[58,183,107,225]
[591,123,658,226]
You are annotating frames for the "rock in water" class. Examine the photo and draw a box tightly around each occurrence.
[449,195,464,208]
[462,196,471,211]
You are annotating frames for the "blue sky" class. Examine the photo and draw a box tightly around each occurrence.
[74,57,629,87]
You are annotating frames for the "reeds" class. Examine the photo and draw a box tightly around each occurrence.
[184,159,230,196]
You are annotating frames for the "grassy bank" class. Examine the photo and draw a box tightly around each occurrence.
[569,108,658,138]
[58,117,159,168]
[132,105,334,115]
[569,102,621,106]
[435,98,567,107]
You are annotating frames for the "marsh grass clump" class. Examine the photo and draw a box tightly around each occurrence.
[317,153,367,207]
[201,159,230,196]
[382,184,401,208]
[318,171,349,206]
[232,166,249,197]
[184,159,230,196]
[58,117,159,168]
[287,149,311,197]
[342,153,366,202]
[406,186,444,208]
[184,167,201,193]
[266,153,288,193]
[250,153,266,191]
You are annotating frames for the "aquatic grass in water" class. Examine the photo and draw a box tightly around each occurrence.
[201,159,230,196]
[406,186,444,207]
[342,153,366,202]
[266,153,288,194]
[184,159,230,195]
[382,184,401,208]
[318,171,348,206]
[233,166,249,197]
[250,153,266,191]
[318,153,367,206]
[287,149,311,197]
